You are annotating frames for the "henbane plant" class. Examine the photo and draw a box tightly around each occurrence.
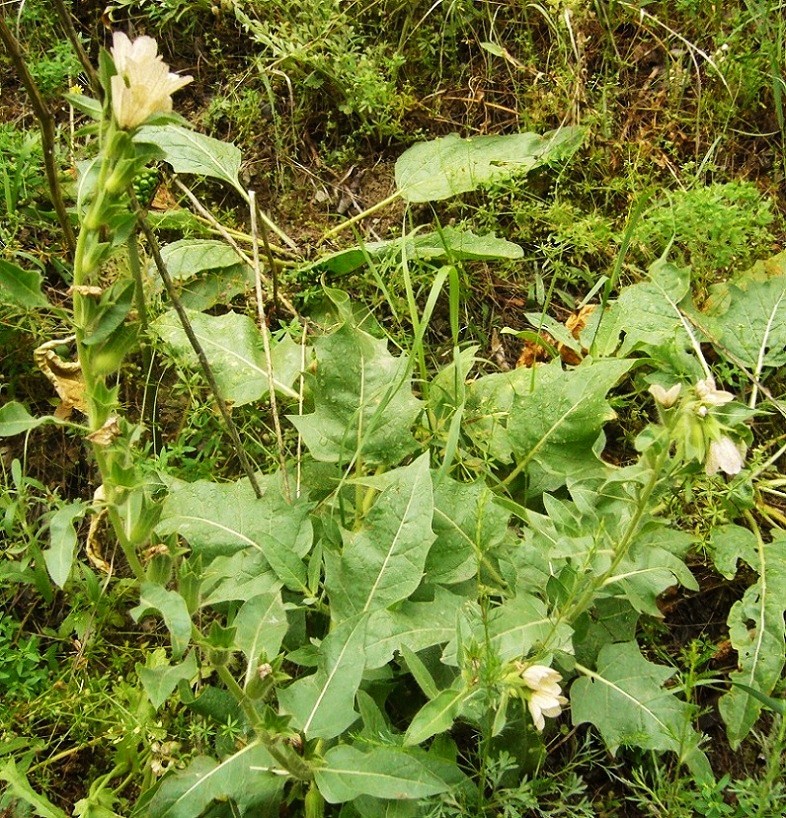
[1,23,786,817]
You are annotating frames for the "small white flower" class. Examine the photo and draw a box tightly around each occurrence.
[705,436,745,476]
[521,665,568,732]
[695,376,734,406]
[110,32,192,130]
[649,383,682,408]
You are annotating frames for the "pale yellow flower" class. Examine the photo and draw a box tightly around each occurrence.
[695,376,734,407]
[649,383,682,408]
[520,665,568,732]
[705,435,745,476]
[110,32,192,130]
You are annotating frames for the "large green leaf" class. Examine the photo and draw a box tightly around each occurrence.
[580,259,691,356]
[700,275,786,371]
[233,592,289,687]
[364,587,461,669]
[441,594,570,666]
[426,477,511,585]
[291,320,422,466]
[719,530,786,747]
[131,582,192,660]
[156,476,313,591]
[278,616,367,740]
[152,309,301,405]
[0,760,67,818]
[0,258,50,309]
[325,455,435,621]
[572,642,710,780]
[313,228,523,276]
[44,502,87,588]
[506,358,634,489]
[144,741,284,818]
[158,239,246,279]
[135,125,243,191]
[0,402,57,437]
[404,682,472,746]
[315,745,459,803]
[395,127,584,203]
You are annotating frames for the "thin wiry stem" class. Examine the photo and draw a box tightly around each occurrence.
[132,194,263,498]
[0,13,76,257]
[249,189,291,502]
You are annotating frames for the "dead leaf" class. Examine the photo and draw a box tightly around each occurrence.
[86,416,121,446]
[34,336,87,419]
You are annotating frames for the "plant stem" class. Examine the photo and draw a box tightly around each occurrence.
[0,13,76,257]
[322,190,402,240]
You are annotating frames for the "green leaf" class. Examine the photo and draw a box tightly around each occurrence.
[580,259,691,356]
[278,616,366,740]
[708,524,758,580]
[156,475,312,591]
[314,228,523,275]
[144,741,284,818]
[0,760,68,818]
[427,477,511,585]
[719,530,786,748]
[158,239,246,279]
[131,582,192,660]
[325,456,434,621]
[45,502,87,588]
[395,127,585,203]
[233,592,289,687]
[507,358,634,489]
[572,642,710,780]
[364,587,462,669]
[152,309,301,405]
[701,275,786,371]
[404,683,471,746]
[135,125,243,191]
[200,550,281,606]
[0,258,50,309]
[291,319,422,466]
[0,402,57,437]
[315,745,458,803]
[137,650,198,710]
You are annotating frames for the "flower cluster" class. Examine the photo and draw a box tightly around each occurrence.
[649,375,746,476]
[110,32,192,130]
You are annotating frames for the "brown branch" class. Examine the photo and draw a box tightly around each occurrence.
[51,0,103,100]
[0,13,77,257]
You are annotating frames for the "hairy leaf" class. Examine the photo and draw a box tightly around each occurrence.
[152,309,301,405]
[572,642,710,780]
[395,127,584,203]
[233,592,289,688]
[156,475,312,591]
[325,455,434,621]
[291,320,421,466]
[138,650,198,710]
[131,582,192,660]
[315,745,459,803]
[507,358,634,489]
[45,502,87,588]
[0,760,67,818]
[427,476,511,585]
[719,530,786,747]
[0,402,57,437]
[136,125,243,191]
[0,258,50,309]
[278,616,367,740]
[144,741,284,818]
